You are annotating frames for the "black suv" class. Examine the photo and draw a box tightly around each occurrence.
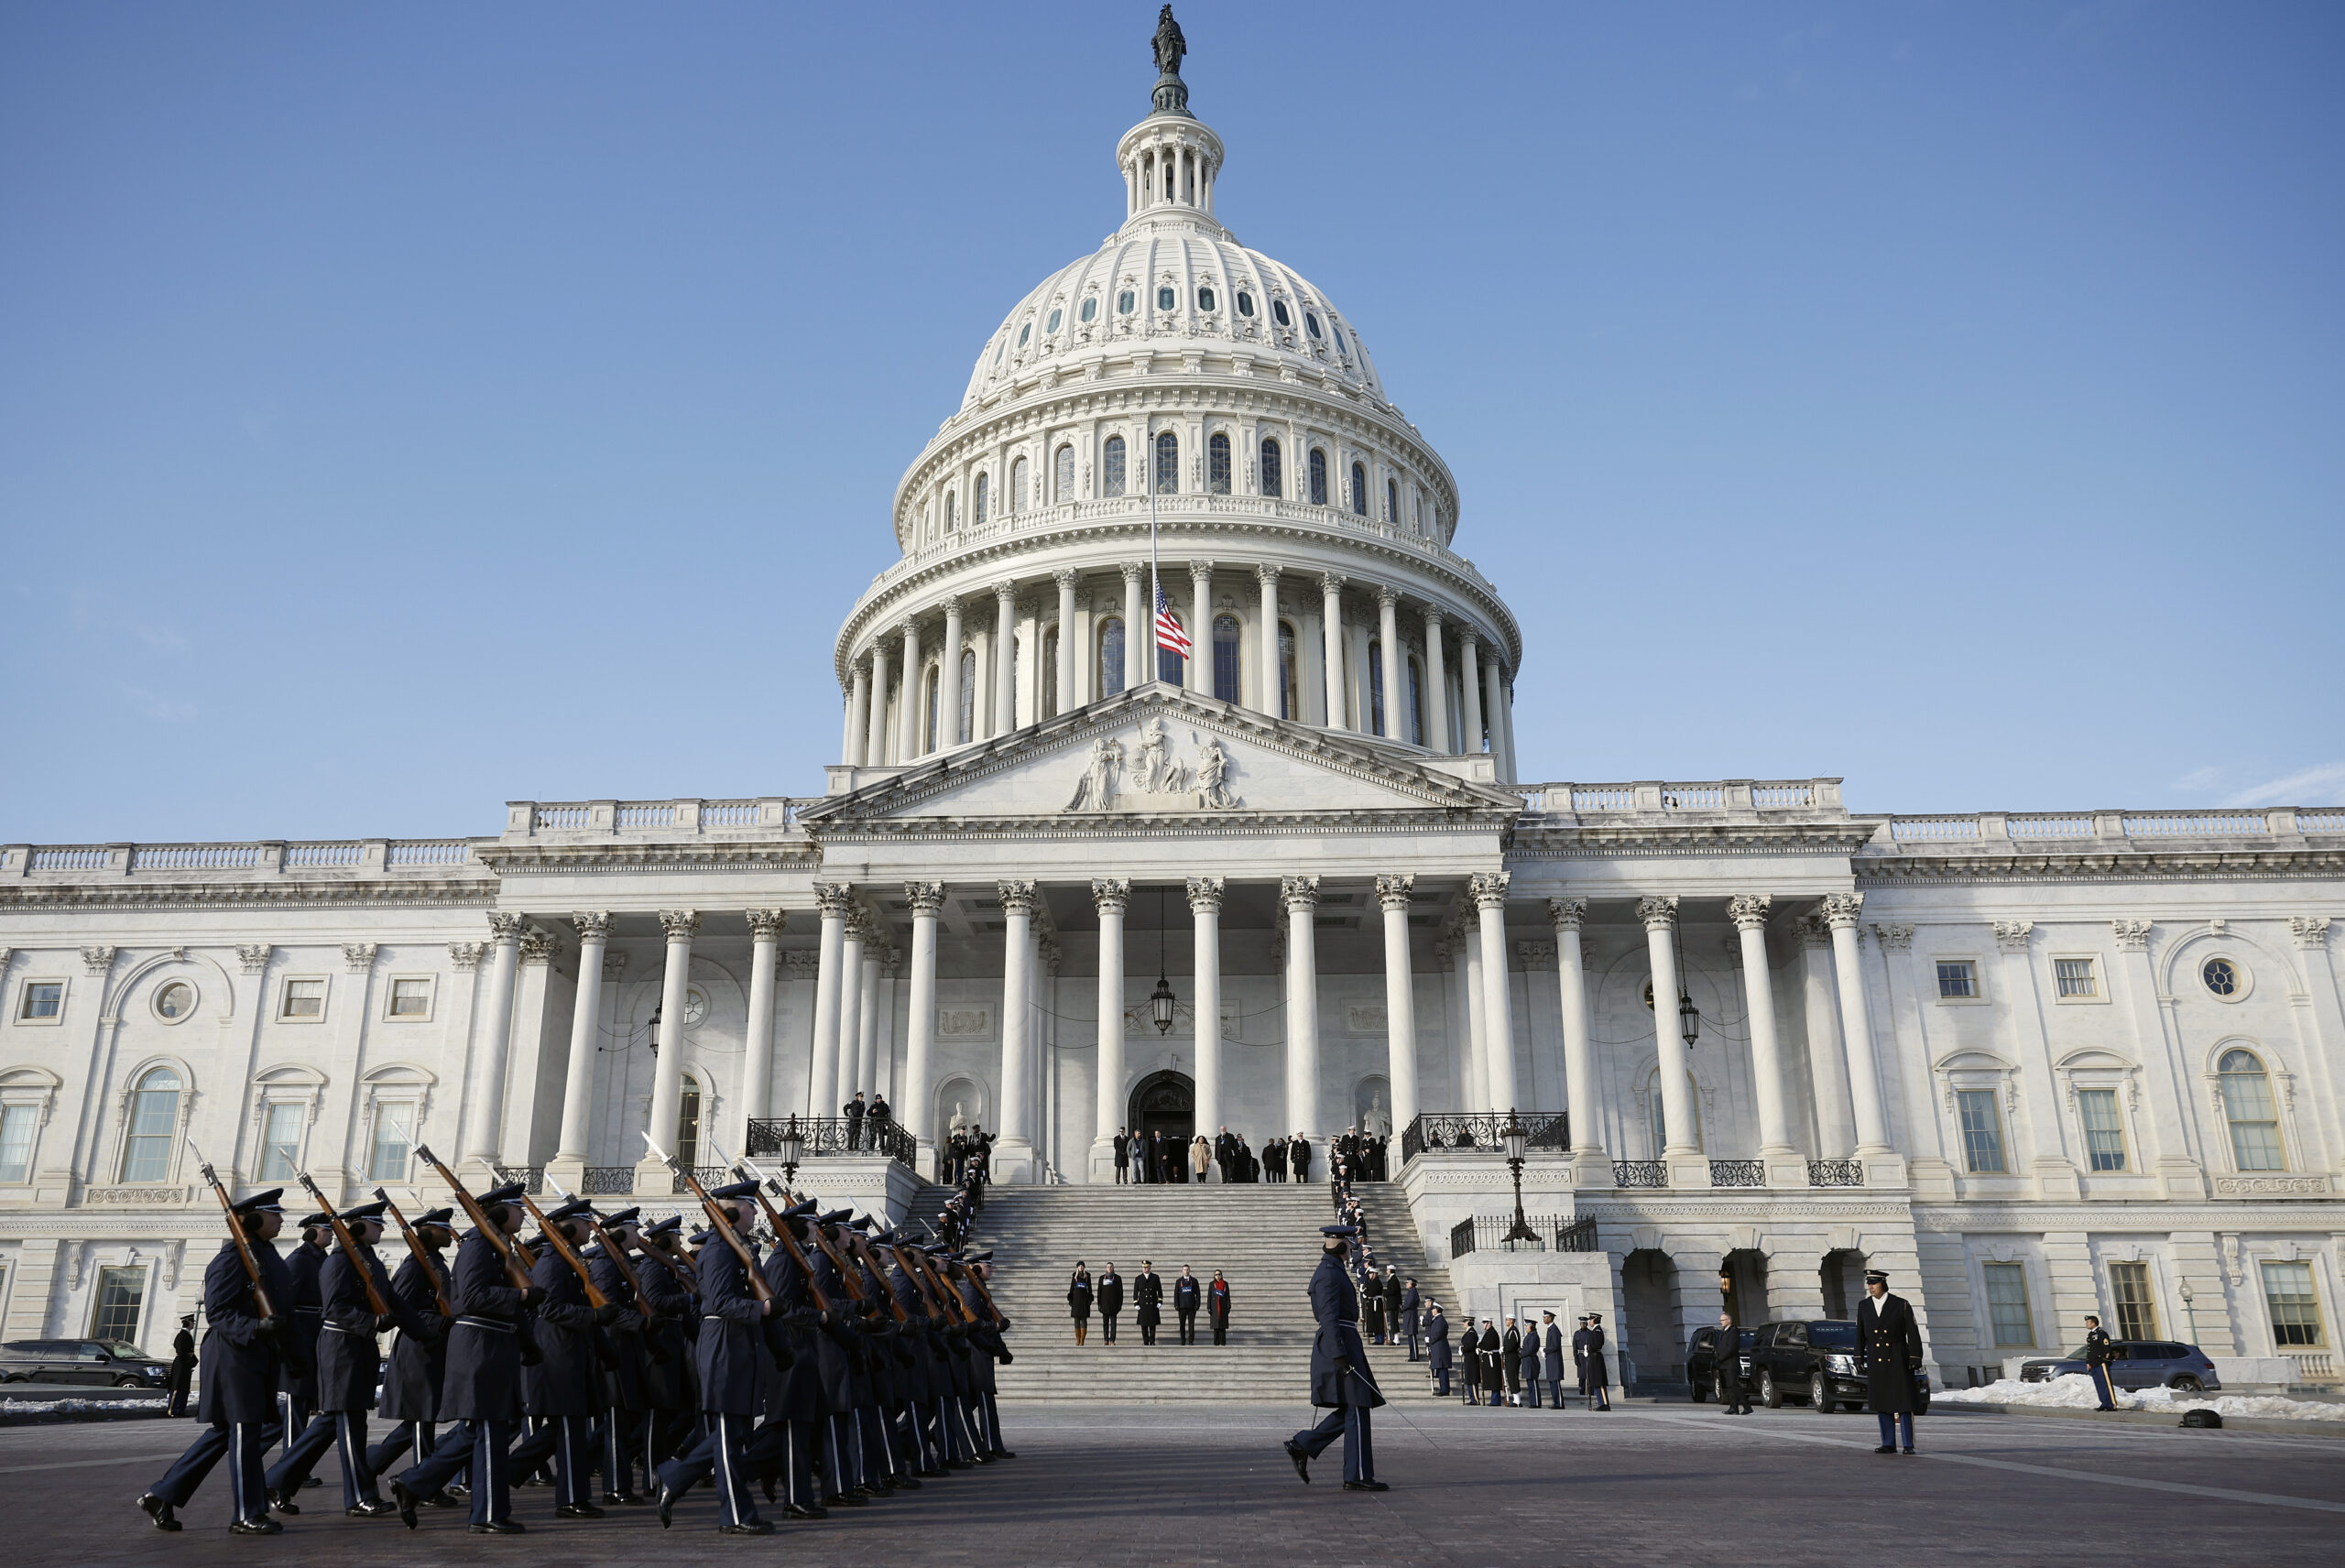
[1685,1325,1755,1401]
[0,1337,170,1388]
[1748,1319,1933,1413]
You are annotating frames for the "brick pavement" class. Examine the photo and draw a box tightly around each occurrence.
[16,1400,2344,1566]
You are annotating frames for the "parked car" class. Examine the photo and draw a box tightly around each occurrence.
[1735,1319,1935,1413]
[1685,1325,1755,1402]
[2018,1340,2221,1393]
[0,1337,171,1388]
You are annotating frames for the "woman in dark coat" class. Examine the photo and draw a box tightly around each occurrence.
[1066,1265,1093,1346]
[1207,1271,1233,1345]
[1858,1271,1925,1453]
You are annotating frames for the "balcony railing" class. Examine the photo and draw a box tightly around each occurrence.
[583,1167,638,1196]
[1399,1112,1568,1163]
[1709,1160,1765,1189]
[1882,807,2340,847]
[1612,1160,1667,1189]
[5,837,486,881]
[744,1116,916,1170]
[1517,780,1845,819]
[1808,1159,1865,1188]
[1451,1213,1573,1258]
[505,798,813,842]
[1555,1216,1601,1253]
[490,1164,545,1196]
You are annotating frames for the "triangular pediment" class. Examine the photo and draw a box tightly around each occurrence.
[801,685,1521,827]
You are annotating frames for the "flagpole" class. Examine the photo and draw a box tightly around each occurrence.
[1148,453,1162,687]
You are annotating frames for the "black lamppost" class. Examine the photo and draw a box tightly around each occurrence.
[1500,1108,1539,1245]
[775,1116,804,1192]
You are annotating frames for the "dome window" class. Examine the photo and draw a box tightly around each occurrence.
[993,338,1007,368]
[1196,286,1216,312]
[1349,462,1368,516]
[1271,299,1291,327]
[1018,323,1031,349]
[1236,291,1255,318]
[1118,290,1137,314]
[1103,435,1128,497]
[1046,309,1063,333]
[1260,438,1282,498]
[1081,297,1098,323]
[1156,285,1177,311]
[1208,432,1231,495]
[1304,311,1323,339]
[1308,449,1329,506]
[1331,322,1347,354]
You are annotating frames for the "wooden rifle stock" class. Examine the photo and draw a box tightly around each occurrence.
[296,1172,389,1316]
[374,1189,453,1317]
[193,1155,277,1321]
[511,1190,611,1309]
[411,1145,535,1290]
[649,1140,772,1305]
[728,1166,833,1314]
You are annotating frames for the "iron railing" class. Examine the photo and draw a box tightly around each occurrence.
[1808,1159,1865,1188]
[1399,1112,1569,1162]
[1709,1160,1765,1189]
[1612,1160,1667,1189]
[583,1167,638,1196]
[1555,1216,1601,1253]
[1451,1213,1571,1256]
[1450,1217,1476,1259]
[744,1116,917,1169]
[490,1164,545,1196]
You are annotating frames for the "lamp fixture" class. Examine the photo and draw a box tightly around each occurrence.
[1151,886,1177,1034]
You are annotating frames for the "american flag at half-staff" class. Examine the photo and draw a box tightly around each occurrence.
[1153,580,1192,659]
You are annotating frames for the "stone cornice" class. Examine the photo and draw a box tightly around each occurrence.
[1911,1199,2345,1231]
[1855,848,2345,887]
[1510,823,1881,859]
[1576,1195,1914,1223]
[0,879,496,912]
[477,842,821,877]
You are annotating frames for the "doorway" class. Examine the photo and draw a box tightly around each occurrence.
[1128,1069,1194,1148]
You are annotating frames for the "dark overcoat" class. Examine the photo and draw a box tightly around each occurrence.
[1207,1279,1231,1326]
[1305,1248,1384,1409]
[1425,1312,1452,1373]
[809,1250,867,1410]
[1478,1326,1504,1391]
[638,1251,698,1413]
[377,1247,450,1421]
[1096,1271,1124,1320]
[520,1247,599,1418]
[196,1238,291,1425]
[1542,1323,1566,1385]
[1172,1276,1202,1317]
[1133,1271,1162,1328]
[438,1227,530,1422]
[279,1238,329,1403]
[1859,1290,1925,1415]
[761,1241,824,1421]
[693,1236,769,1417]
[1577,1326,1609,1389]
[1067,1273,1093,1322]
[959,1279,1007,1394]
[315,1242,420,1413]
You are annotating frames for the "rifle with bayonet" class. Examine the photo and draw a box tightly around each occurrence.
[190,1140,278,1323]
[726,1151,834,1313]
[295,1171,389,1315]
[508,1188,610,1309]
[546,1175,653,1323]
[375,1188,454,1318]
[410,1144,536,1290]
[642,1133,772,1307]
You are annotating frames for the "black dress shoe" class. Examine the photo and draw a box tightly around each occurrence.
[605,1491,646,1507]
[657,1484,681,1529]
[892,1475,923,1489]
[555,1502,606,1519]
[1283,1440,1311,1485]
[229,1517,283,1536]
[989,1448,1017,1459]
[471,1519,528,1534]
[421,1492,461,1509]
[390,1479,421,1530]
[719,1519,776,1535]
[1873,1444,1897,1454]
[783,1502,829,1520]
[267,1490,300,1515]
[135,1493,181,1531]
[823,1492,867,1508]
[1903,1448,1917,1455]
[760,1477,777,1503]
[302,1475,325,1489]
[347,1499,400,1518]
[1342,1479,1390,1491]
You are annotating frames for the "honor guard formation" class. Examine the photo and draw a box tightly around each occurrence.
[135,1141,1015,1536]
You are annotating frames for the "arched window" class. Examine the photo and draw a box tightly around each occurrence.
[957,648,976,744]
[1208,432,1230,495]
[1103,436,1128,497]
[1154,430,1178,495]
[677,1074,704,1171]
[1407,655,1425,746]
[923,664,940,752]
[1010,456,1029,514]
[1213,614,1243,702]
[1647,1069,1703,1155]
[1055,443,1074,502]
[1278,621,1300,720]
[974,473,989,527]
[1350,462,1369,516]
[1042,627,1060,717]
[1308,449,1328,506]
[1260,438,1282,497]
[1099,617,1126,695]
[1387,476,1399,522]
[120,1066,180,1182]
[1369,640,1386,735]
[2218,1049,2285,1170]
[943,490,956,531]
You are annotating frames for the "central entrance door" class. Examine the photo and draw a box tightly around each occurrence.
[1129,1069,1194,1149]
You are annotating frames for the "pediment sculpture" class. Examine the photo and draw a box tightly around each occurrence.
[1063,717,1240,812]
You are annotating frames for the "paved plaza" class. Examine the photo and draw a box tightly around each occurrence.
[20,1401,2343,1566]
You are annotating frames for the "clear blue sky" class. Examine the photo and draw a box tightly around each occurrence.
[4,2,2339,844]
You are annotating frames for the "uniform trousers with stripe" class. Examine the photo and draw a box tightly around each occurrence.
[365,1420,439,1481]
[1290,1403,1375,1484]
[742,1415,820,1510]
[597,1406,642,1496]
[148,1414,284,1521]
[655,1417,762,1529]
[267,1410,382,1508]
[978,1390,1007,1453]
[856,1404,899,1481]
[823,1410,864,1496]
[396,1419,509,1526]
[507,1414,592,1508]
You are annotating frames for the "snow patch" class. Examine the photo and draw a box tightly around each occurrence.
[1937,1372,2343,1422]
[0,1394,169,1415]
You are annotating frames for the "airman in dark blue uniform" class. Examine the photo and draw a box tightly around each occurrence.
[510,1196,616,1519]
[583,1206,650,1505]
[1282,1224,1386,1490]
[138,1188,296,1534]
[278,1220,331,1464]
[654,1181,776,1534]
[366,1208,455,1493]
[953,1252,1015,1459]
[633,1214,700,1489]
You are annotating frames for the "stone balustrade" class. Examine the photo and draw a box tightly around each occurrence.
[2,838,485,885]
[501,798,814,844]
[1879,807,2342,850]
[1516,779,1846,822]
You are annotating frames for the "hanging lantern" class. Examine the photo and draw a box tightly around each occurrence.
[1678,990,1699,1047]
[1151,972,1177,1034]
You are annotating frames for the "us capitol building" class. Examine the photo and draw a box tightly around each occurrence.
[2,27,2339,1395]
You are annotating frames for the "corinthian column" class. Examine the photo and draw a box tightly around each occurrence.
[866,640,892,766]
[898,616,923,760]
[1282,876,1323,1141]
[741,909,784,1130]
[1549,898,1606,1183]
[938,600,965,747]
[1471,872,1516,1113]
[1377,875,1418,1132]
[995,879,1040,1182]
[844,662,870,766]
[1458,628,1484,756]
[834,911,866,1115]
[1054,571,1078,715]
[1731,895,1803,1183]
[1376,587,1401,739]
[638,909,699,1188]
[1321,573,1347,728]
[1120,562,1145,691]
[993,580,1018,735]
[1188,560,1215,694]
[1256,564,1281,715]
[807,884,851,1117]
[903,883,943,1159]
[1422,608,1450,752]
[1823,893,1893,1158]
[1639,896,1706,1185]
[1089,878,1129,1181]
[551,911,610,1173]
[461,912,525,1169]
[1189,877,1226,1143]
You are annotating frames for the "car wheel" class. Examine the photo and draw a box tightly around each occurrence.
[2172,1376,2202,1393]
[114,1376,144,1388]
[1761,1371,1783,1409]
[1809,1372,1832,1411]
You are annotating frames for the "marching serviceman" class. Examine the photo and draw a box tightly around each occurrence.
[1426,1302,1453,1397]
[2082,1314,2119,1410]
[508,1197,618,1519]
[278,1217,332,1464]
[584,1207,652,1506]
[138,1189,297,1534]
[1172,1266,1202,1345]
[1282,1224,1385,1490]
[634,1214,699,1492]
[367,1208,454,1487]
[655,1181,777,1534]
[742,1196,830,1518]
[1206,1269,1232,1346]
[950,1252,1014,1459]
[1859,1270,1925,1454]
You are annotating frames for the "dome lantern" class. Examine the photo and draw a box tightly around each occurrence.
[1119,7,1223,224]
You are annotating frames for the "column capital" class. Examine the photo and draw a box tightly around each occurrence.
[1421,604,1445,628]
[1186,875,1226,912]
[1189,557,1216,580]
[1469,870,1511,910]
[1119,561,1146,586]
[992,577,1018,603]
[1375,872,1414,911]
[997,878,1040,917]
[1456,624,1480,648]
[1280,874,1322,911]
[1728,894,1772,931]
[1254,562,1281,589]
[1090,877,1131,915]
[1516,938,1557,972]
[486,910,527,942]
[658,909,703,942]
[1635,895,1679,931]
[813,881,855,919]
[517,930,556,966]
[1053,567,1080,591]
[1547,897,1587,931]
[1375,583,1402,609]
[2111,918,2153,952]
[1319,572,1347,595]
[602,950,628,979]
[782,951,820,977]
[1818,892,1865,931]
[904,881,948,916]
[2290,915,2330,949]
[570,910,613,940]
[449,942,485,970]
[896,615,921,641]
[344,941,381,973]
[1796,913,1834,949]
[236,943,273,975]
[747,909,786,942]
[1873,923,1915,951]
[1992,920,2034,953]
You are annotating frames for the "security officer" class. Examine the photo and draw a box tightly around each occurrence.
[266,1199,429,1516]
[1133,1261,1164,1346]
[1281,1224,1386,1491]
[389,1181,547,1533]
[1577,1313,1613,1410]
[1541,1312,1566,1410]
[368,1207,454,1487]
[2083,1314,2119,1410]
[1858,1269,1925,1454]
[1713,1310,1752,1415]
[655,1182,777,1534]
[166,1314,197,1418]
[1425,1301,1453,1396]
[1399,1278,1422,1361]
[138,1189,297,1534]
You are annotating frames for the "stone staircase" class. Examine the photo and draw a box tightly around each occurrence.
[900,1181,1454,1402]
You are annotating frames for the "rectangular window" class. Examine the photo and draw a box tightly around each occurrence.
[0,1105,35,1183]
[1936,961,1979,999]
[91,1265,146,1345]
[280,979,324,1019]
[2078,1088,2127,1171]
[367,1102,417,1182]
[1983,1262,2034,1346]
[2261,1261,2325,1347]
[19,982,62,1021]
[2109,1261,2159,1341]
[387,978,432,1018]
[1957,1089,2006,1173]
[2054,957,2099,998]
[257,1102,303,1181]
